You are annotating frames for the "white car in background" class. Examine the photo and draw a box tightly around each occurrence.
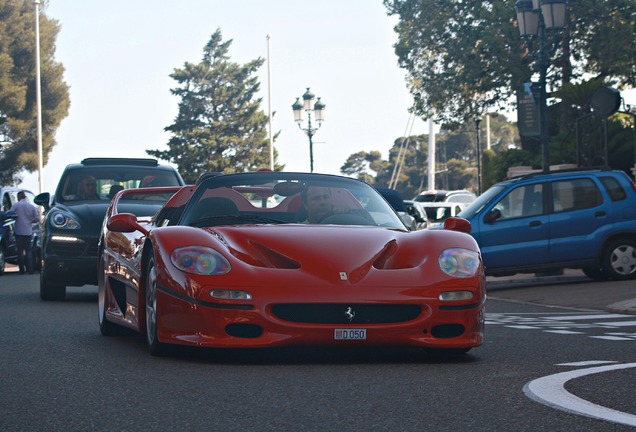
[414,189,476,205]
[419,202,466,228]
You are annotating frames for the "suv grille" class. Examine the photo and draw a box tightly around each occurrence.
[271,304,422,324]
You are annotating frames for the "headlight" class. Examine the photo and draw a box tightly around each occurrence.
[170,246,231,275]
[50,211,81,229]
[439,248,480,278]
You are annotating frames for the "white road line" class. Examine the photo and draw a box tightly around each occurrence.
[556,361,618,366]
[524,362,636,427]
[595,320,636,327]
[544,330,584,334]
[591,335,634,341]
[544,314,633,321]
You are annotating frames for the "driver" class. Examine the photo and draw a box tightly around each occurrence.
[301,186,335,223]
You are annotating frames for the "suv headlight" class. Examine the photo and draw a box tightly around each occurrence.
[50,211,81,229]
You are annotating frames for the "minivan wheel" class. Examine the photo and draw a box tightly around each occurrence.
[602,239,636,280]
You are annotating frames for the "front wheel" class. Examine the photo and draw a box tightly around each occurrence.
[145,255,168,356]
[98,257,120,336]
[0,247,5,275]
[582,265,609,281]
[602,239,636,280]
[40,269,66,301]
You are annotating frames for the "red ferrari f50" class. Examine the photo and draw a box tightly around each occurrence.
[98,172,485,356]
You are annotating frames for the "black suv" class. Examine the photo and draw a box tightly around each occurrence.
[34,158,185,300]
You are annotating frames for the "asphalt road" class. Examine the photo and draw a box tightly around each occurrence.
[1,267,635,431]
[487,269,636,314]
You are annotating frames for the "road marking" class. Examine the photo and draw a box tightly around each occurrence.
[556,361,618,366]
[591,335,634,341]
[524,362,636,427]
[486,313,636,341]
[595,320,636,327]
[544,314,633,320]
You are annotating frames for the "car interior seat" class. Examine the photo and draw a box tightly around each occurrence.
[188,197,239,223]
[108,185,124,200]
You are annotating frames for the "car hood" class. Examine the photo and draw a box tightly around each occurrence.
[159,224,477,285]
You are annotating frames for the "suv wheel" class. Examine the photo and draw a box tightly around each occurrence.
[602,239,636,280]
[40,269,66,301]
[582,265,609,281]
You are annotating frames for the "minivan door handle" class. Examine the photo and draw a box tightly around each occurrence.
[529,220,542,227]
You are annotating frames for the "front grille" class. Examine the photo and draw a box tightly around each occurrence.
[271,304,422,324]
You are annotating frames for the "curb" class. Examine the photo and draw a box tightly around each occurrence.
[607,298,636,315]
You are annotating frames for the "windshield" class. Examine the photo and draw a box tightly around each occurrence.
[179,172,407,230]
[458,184,506,218]
[57,168,182,203]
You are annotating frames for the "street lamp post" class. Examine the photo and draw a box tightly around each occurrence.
[34,0,44,192]
[292,88,325,173]
[475,117,482,195]
[515,0,568,172]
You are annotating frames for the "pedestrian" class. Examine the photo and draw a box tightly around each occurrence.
[9,191,41,274]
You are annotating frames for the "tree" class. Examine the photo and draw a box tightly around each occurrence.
[0,0,70,185]
[383,0,636,126]
[341,114,523,196]
[147,29,281,184]
[340,150,385,184]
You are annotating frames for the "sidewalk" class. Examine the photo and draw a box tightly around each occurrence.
[486,269,636,315]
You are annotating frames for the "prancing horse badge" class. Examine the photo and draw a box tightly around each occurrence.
[339,272,348,281]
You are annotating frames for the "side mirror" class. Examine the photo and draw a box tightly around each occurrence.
[484,208,502,224]
[34,192,51,211]
[107,213,149,236]
[443,217,471,234]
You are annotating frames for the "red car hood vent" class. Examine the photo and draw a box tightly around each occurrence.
[243,240,301,269]
[212,226,424,280]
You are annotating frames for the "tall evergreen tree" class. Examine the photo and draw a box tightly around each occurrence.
[0,0,70,185]
[147,29,281,184]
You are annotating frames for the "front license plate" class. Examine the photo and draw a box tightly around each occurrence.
[334,329,367,340]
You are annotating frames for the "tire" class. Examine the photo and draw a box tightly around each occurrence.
[582,266,609,281]
[144,255,168,356]
[39,269,66,301]
[602,238,636,280]
[0,247,5,276]
[98,255,120,336]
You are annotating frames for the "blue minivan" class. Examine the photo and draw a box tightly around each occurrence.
[458,167,636,280]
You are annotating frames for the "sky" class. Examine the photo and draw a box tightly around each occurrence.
[19,0,636,194]
[19,0,431,193]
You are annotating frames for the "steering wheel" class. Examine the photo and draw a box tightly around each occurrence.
[320,212,374,226]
